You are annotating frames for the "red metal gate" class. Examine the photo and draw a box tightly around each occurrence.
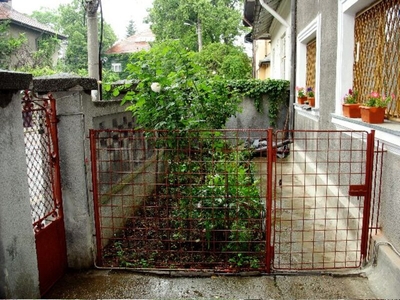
[90,129,383,273]
[22,91,67,295]
[269,130,383,272]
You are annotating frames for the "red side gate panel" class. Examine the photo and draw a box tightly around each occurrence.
[22,91,67,295]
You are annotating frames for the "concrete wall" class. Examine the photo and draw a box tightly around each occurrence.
[226,93,290,138]
[0,71,40,298]
[31,75,135,269]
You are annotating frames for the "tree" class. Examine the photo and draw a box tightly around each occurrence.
[118,40,242,130]
[194,43,251,79]
[126,19,136,38]
[147,0,245,51]
[30,0,117,75]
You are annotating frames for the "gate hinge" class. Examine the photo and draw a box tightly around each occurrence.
[348,184,367,197]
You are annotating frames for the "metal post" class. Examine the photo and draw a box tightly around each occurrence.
[265,128,274,272]
[89,129,103,266]
[360,130,375,261]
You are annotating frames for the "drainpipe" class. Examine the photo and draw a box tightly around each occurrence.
[259,0,289,28]
[289,0,297,131]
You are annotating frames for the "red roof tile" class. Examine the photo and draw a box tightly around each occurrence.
[106,29,155,54]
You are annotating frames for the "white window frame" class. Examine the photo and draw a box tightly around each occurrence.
[296,15,321,111]
[111,63,122,73]
[280,33,286,79]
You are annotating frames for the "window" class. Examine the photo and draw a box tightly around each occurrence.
[334,0,400,153]
[296,15,321,110]
[353,0,400,121]
[111,63,122,73]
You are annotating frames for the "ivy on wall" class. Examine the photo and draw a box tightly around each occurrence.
[227,79,290,127]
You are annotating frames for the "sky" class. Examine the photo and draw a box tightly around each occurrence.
[12,0,153,40]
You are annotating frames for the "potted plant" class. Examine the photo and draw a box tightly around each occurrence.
[360,91,394,124]
[296,86,307,104]
[306,87,315,107]
[342,88,360,118]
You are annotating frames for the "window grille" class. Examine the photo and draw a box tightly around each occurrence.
[306,39,316,91]
[354,0,400,121]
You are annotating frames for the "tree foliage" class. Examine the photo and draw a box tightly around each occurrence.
[147,0,245,51]
[28,0,117,75]
[194,43,251,80]
[115,40,242,130]
[125,20,137,38]
[0,21,26,69]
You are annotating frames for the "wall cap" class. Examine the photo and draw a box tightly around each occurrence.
[33,73,97,92]
[0,70,32,91]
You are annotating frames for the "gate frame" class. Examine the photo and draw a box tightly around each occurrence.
[22,91,67,295]
[90,128,381,273]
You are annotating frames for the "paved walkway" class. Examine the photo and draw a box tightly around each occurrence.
[44,269,376,299]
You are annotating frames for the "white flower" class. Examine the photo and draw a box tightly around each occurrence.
[151,82,161,93]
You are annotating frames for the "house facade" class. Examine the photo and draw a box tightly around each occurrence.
[245,0,400,298]
[0,1,66,69]
[244,0,292,80]
[105,29,155,73]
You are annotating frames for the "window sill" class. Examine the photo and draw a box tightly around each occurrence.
[331,113,400,154]
[294,103,319,121]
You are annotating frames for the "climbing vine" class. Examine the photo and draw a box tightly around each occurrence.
[227,79,290,127]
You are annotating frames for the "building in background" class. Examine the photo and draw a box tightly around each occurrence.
[0,0,66,69]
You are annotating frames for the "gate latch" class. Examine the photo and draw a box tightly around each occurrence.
[349,184,368,197]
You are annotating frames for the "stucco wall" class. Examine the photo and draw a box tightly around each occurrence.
[295,0,400,275]
[0,71,40,298]
[295,0,338,131]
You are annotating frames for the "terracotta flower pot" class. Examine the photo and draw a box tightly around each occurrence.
[360,106,386,123]
[342,103,361,118]
[307,97,315,107]
[297,96,307,104]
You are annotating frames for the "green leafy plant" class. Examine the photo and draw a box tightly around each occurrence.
[120,40,242,131]
[226,79,290,127]
[364,91,394,108]
[343,88,359,104]
[296,86,306,98]
[306,87,314,97]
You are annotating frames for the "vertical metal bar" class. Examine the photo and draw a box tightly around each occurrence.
[360,130,375,259]
[48,94,63,210]
[265,128,274,273]
[89,129,103,266]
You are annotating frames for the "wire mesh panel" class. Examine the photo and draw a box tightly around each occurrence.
[91,129,382,273]
[91,129,271,271]
[22,91,67,295]
[22,92,62,232]
[354,0,400,121]
[272,130,376,271]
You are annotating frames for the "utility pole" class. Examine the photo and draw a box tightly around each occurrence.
[196,18,203,52]
[85,0,100,81]
[184,18,203,52]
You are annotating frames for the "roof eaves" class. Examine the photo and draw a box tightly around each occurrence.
[249,0,283,40]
